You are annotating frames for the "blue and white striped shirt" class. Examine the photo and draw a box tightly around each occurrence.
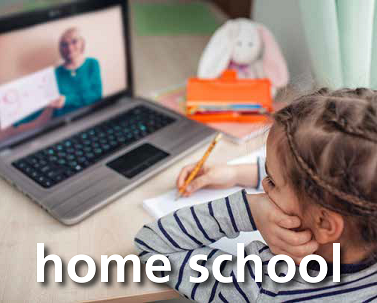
[135,160,377,302]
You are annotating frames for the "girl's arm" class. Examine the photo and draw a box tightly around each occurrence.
[136,190,256,254]
[233,157,267,189]
[176,156,266,196]
[135,190,262,302]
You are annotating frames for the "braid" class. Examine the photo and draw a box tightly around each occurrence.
[283,121,377,214]
[274,87,377,245]
[323,97,377,144]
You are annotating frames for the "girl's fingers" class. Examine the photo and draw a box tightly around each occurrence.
[176,164,195,188]
[282,239,319,259]
[185,175,210,194]
[177,164,206,188]
[269,239,319,264]
[264,197,301,229]
[277,215,301,229]
[275,227,313,246]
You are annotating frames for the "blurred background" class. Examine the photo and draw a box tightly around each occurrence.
[3,0,376,93]
[0,0,313,93]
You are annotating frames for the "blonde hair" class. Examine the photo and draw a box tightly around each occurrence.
[59,27,85,59]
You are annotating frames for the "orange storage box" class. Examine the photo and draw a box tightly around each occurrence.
[186,70,273,123]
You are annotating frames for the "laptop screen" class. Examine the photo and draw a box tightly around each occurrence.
[0,4,128,146]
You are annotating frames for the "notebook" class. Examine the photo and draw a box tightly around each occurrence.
[143,147,267,255]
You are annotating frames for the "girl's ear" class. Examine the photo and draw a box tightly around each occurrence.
[256,24,289,88]
[197,20,239,79]
[311,208,345,245]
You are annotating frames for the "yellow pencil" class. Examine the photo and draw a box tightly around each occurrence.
[175,133,222,200]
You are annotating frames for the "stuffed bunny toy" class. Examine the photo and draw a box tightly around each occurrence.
[198,18,289,91]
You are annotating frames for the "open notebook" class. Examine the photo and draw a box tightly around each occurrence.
[143,147,267,255]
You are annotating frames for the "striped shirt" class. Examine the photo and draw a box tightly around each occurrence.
[134,158,377,302]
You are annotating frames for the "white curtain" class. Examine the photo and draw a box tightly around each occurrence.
[299,0,376,89]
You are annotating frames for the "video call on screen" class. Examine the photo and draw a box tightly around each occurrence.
[0,6,127,142]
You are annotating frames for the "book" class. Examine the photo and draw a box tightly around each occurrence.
[150,84,271,145]
[142,147,267,255]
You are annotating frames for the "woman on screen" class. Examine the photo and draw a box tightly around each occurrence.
[0,27,103,141]
[53,27,103,117]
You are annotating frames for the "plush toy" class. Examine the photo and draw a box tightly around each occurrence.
[198,18,289,91]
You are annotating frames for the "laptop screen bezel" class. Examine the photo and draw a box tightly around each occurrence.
[0,0,133,151]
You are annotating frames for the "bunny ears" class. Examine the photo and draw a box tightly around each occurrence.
[197,20,239,80]
[198,19,289,89]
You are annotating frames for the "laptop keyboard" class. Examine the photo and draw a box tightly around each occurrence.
[12,105,175,188]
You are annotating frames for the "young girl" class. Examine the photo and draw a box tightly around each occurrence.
[135,88,377,302]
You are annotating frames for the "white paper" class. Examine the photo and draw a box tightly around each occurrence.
[0,67,60,129]
[143,147,267,255]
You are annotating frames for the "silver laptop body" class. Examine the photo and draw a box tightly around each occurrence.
[0,0,215,225]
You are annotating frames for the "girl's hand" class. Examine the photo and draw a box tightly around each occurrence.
[176,164,239,197]
[247,193,319,264]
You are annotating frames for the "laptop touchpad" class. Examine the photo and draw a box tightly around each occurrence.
[107,143,169,179]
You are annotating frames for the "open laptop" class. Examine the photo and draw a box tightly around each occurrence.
[0,0,215,225]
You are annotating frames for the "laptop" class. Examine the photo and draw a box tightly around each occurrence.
[0,0,215,225]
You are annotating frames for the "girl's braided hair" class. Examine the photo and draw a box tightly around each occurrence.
[274,87,377,243]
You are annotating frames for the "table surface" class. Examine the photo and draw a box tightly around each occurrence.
[0,2,266,302]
